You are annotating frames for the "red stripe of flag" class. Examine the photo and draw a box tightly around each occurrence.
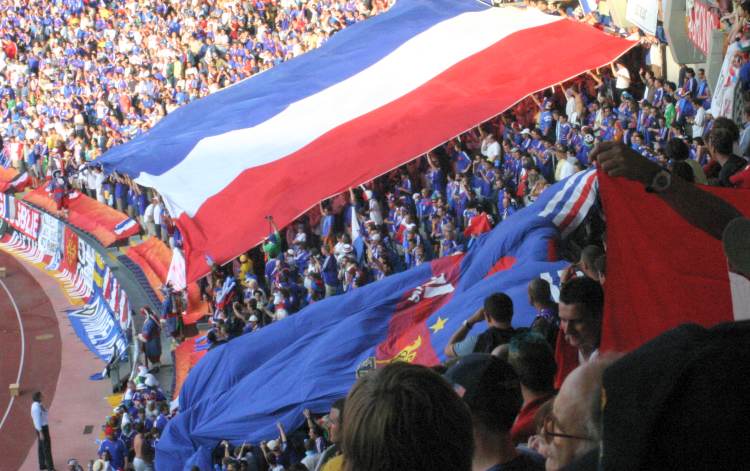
[179,20,635,282]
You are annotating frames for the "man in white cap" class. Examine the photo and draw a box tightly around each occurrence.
[261,421,290,469]
[243,314,260,334]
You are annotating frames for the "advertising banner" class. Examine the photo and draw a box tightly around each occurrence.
[67,294,129,362]
[686,0,720,56]
[10,199,41,240]
[626,0,659,34]
[38,213,63,257]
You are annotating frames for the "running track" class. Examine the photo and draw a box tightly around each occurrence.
[0,250,112,471]
[0,250,60,471]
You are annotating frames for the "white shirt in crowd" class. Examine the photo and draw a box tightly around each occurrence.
[31,400,48,431]
[302,452,322,470]
[94,171,105,202]
[692,107,706,139]
[368,198,383,226]
[153,203,163,225]
[144,203,156,223]
[557,157,578,180]
[565,94,577,123]
[481,137,500,162]
[615,65,631,90]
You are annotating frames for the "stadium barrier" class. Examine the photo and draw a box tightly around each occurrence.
[0,193,152,390]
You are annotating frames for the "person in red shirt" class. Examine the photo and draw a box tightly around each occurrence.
[506,332,557,445]
[729,163,750,188]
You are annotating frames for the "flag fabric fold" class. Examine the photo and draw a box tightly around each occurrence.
[156,170,599,470]
[598,172,750,352]
[96,0,636,282]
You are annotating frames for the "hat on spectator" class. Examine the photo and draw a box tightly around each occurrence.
[521,128,530,135]
[723,217,750,274]
[342,244,353,253]
[267,439,280,451]
[413,192,421,200]
[443,354,520,431]
[249,315,258,322]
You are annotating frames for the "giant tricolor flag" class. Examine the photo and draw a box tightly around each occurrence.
[155,169,599,470]
[96,0,635,282]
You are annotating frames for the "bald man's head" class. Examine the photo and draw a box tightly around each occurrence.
[545,356,620,471]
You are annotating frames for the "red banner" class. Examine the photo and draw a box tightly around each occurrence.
[173,335,208,400]
[126,237,171,302]
[0,166,19,192]
[23,186,139,247]
[10,199,41,240]
[61,226,79,274]
[687,0,720,56]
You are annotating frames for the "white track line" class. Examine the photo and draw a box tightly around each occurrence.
[0,277,25,431]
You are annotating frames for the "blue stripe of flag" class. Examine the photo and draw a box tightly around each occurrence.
[97,0,486,177]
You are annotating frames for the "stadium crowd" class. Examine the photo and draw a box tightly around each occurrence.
[1,0,747,469]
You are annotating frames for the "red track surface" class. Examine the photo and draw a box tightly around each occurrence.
[0,251,61,471]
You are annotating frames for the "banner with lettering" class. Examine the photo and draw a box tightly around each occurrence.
[38,213,63,258]
[22,185,140,247]
[9,199,41,240]
[626,0,658,35]
[0,205,134,366]
[686,0,720,56]
[66,293,129,362]
[710,40,740,119]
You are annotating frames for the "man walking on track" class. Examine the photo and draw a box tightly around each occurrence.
[31,391,55,470]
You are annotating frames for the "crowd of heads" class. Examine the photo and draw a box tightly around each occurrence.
[135,3,750,470]
[198,27,750,354]
[84,366,170,471]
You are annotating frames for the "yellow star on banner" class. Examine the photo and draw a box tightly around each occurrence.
[430,317,448,334]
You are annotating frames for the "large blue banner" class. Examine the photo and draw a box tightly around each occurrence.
[157,170,599,470]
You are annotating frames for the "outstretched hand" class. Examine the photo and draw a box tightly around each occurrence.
[590,142,660,186]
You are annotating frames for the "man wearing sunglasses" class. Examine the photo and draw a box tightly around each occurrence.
[543,357,615,471]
